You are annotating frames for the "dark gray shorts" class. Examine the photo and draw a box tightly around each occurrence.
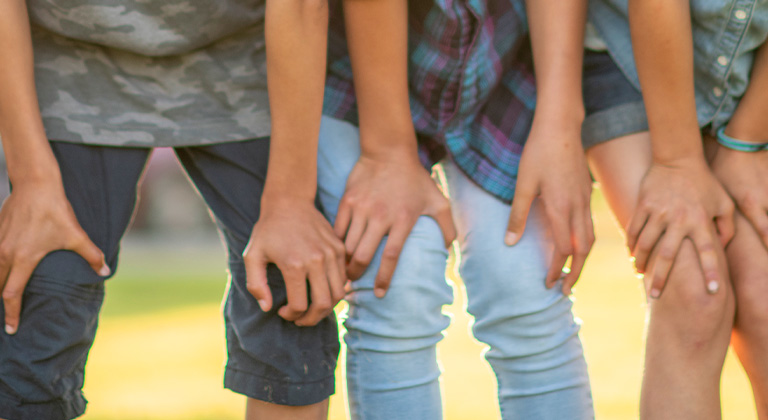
[582,50,649,149]
[0,140,339,420]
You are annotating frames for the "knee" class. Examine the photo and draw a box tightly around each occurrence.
[649,245,733,346]
[343,216,452,351]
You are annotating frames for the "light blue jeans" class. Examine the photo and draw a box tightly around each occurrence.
[317,116,593,419]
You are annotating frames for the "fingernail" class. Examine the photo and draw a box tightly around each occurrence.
[649,288,661,299]
[257,300,268,311]
[707,280,720,294]
[5,324,16,335]
[98,264,111,277]
[504,232,518,246]
[374,288,386,298]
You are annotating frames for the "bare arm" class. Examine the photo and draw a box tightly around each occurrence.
[0,0,108,335]
[625,0,734,297]
[711,41,768,249]
[506,0,593,294]
[244,0,346,326]
[334,0,455,298]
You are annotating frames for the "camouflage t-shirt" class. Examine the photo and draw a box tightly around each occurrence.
[28,0,270,147]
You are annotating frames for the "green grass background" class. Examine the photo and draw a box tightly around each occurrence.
[80,191,756,420]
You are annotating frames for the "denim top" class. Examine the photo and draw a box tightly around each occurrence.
[589,0,768,131]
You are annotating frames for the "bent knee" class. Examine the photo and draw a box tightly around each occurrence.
[649,245,733,343]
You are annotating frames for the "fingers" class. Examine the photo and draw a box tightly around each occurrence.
[277,263,309,322]
[346,221,388,281]
[691,224,721,295]
[742,202,768,250]
[69,229,110,277]
[374,221,413,298]
[506,185,536,246]
[631,213,664,273]
[243,245,273,312]
[342,214,367,262]
[715,200,736,246]
[3,259,38,335]
[333,200,353,239]
[429,199,457,247]
[545,206,572,289]
[645,226,685,299]
[562,208,595,295]
[625,207,650,252]
[294,259,332,327]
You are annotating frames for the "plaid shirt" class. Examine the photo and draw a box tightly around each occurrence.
[324,0,535,203]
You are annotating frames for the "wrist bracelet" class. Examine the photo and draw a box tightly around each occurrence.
[716,127,768,152]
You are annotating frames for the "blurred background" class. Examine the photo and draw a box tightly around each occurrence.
[0,149,755,419]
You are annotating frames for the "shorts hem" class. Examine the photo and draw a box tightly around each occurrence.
[0,390,85,420]
[582,101,648,149]
[224,366,335,407]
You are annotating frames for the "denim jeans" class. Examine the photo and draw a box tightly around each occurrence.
[317,116,594,419]
[442,160,594,420]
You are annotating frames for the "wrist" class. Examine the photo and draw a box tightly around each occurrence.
[723,123,768,145]
[358,125,420,162]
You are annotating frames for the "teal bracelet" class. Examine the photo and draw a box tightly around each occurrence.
[716,127,768,152]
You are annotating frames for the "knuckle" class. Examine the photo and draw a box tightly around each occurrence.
[350,255,369,268]
[382,244,402,260]
[659,244,677,260]
[2,288,20,301]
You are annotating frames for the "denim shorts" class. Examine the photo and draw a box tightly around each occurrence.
[582,50,649,149]
[0,140,339,420]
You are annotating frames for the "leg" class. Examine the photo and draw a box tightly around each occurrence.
[175,140,338,420]
[441,159,593,420]
[587,133,734,420]
[0,143,149,420]
[315,116,452,420]
[727,212,768,418]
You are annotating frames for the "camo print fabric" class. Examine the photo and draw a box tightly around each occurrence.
[28,1,270,147]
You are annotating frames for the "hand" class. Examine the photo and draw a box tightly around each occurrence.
[0,180,109,335]
[506,120,594,295]
[335,154,455,298]
[628,157,734,298]
[243,195,346,326]
[710,132,768,251]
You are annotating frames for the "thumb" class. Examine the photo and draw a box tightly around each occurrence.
[243,248,273,312]
[506,186,535,246]
[70,230,110,277]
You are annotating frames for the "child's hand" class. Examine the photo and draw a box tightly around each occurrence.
[244,196,346,327]
[0,180,109,335]
[628,156,734,298]
[335,152,455,298]
[506,120,594,295]
[710,138,768,251]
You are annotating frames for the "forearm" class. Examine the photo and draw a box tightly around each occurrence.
[725,41,768,142]
[263,0,328,201]
[525,0,587,129]
[629,0,703,164]
[343,0,416,160]
[0,0,61,185]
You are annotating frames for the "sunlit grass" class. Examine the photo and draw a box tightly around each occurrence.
[81,191,755,420]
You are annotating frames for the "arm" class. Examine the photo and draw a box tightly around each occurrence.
[244,0,346,326]
[505,0,593,294]
[625,0,734,297]
[711,41,768,248]
[334,0,455,297]
[0,0,108,335]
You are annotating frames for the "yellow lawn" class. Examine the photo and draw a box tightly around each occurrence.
[81,192,756,420]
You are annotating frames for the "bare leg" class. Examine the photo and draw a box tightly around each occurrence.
[726,213,768,419]
[587,133,734,420]
[246,398,329,420]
